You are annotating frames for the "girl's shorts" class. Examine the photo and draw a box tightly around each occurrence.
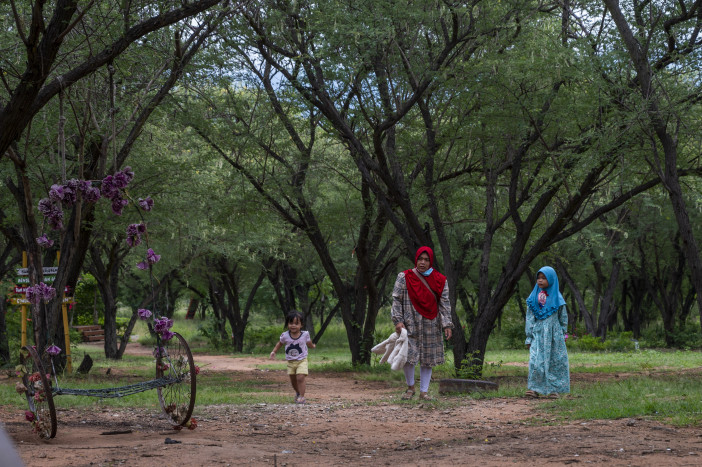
[287,358,308,375]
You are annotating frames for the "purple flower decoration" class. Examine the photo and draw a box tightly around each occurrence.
[49,181,78,206]
[160,330,175,341]
[38,198,53,216]
[100,175,119,200]
[113,171,130,189]
[48,209,64,230]
[137,248,161,270]
[78,181,101,203]
[25,282,57,305]
[37,198,64,230]
[46,345,62,356]
[153,346,167,358]
[138,196,154,211]
[48,184,65,203]
[111,198,128,216]
[122,166,134,183]
[153,317,173,333]
[36,234,54,248]
[146,248,161,265]
[138,308,152,320]
[126,223,146,247]
[25,411,35,422]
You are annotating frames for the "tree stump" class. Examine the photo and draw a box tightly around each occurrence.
[438,378,498,394]
[76,354,93,374]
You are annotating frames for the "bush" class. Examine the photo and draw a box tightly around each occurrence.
[566,331,636,352]
[243,325,282,353]
[1,307,29,367]
[568,334,606,351]
[499,319,527,349]
[71,274,102,326]
[667,325,702,349]
[606,331,636,351]
[197,315,231,351]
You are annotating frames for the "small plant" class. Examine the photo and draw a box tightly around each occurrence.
[456,350,484,379]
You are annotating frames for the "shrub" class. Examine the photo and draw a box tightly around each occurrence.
[566,331,637,352]
[71,274,102,326]
[569,334,606,351]
[197,315,231,351]
[243,325,282,353]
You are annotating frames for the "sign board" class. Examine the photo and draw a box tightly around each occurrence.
[10,297,73,305]
[16,267,59,276]
[14,286,70,294]
[15,276,55,284]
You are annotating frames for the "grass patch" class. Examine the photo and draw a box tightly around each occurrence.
[543,375,702,427]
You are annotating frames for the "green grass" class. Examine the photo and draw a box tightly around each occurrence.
[541,375,702,427]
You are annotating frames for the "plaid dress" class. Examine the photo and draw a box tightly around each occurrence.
[391,272,452,367]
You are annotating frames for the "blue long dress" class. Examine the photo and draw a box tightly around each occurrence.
[525,304,570,394]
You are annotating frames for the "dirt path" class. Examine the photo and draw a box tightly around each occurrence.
[2,344,701,466]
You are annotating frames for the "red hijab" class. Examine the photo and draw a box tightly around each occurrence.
[403,246,447,320]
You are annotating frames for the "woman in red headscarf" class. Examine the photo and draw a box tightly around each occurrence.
[392,246,453,401]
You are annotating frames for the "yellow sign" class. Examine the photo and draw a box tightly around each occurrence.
[10,297,73,305]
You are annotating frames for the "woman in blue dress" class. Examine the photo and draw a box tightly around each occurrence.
[525,266,570,397]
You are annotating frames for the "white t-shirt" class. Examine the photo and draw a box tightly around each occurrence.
[279,330,311,361]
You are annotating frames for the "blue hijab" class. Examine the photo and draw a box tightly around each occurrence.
[526,266,566,320]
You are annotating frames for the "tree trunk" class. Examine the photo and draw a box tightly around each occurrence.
[596,260,621,340]
[0,299,9,365]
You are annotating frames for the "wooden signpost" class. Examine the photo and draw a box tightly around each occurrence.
[14,252,75,372]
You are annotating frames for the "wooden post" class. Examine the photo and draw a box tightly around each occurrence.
[21,251,27,348]
[56,251,72,372]
[62,302,72,372]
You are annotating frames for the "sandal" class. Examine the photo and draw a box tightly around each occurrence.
[418,392,434,401]
[525,390,539,398]
[401,389,415,400]
[295,396,306,404]
[545,393,560,399]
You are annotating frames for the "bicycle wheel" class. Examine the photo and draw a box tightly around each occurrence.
[21,346,57,439]
[156,332,196,427]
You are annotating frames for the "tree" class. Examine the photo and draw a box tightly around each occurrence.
[601,0,702,329]
[0,0,227,355]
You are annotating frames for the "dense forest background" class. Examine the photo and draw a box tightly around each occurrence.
[2,0,702,375]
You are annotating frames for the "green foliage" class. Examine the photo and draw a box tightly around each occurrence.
[570,334,607,351]
[242,326,282,353]
[566,332,636,352]
[1,307,27,367]
[456,350,484,379]
[492,317,527,350]
[196,315,231,351]
[640,324,702,349]
[71,274,102,327]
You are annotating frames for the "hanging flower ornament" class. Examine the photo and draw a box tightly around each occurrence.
[153,317,175,341]
[46,345,62,356]
[138,308,152,320]
[137,248,161,270]
[126,223,147,247]
[36,234,54,248]
[138,196,154,211]
[25,283,57,306]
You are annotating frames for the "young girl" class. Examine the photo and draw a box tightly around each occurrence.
[269,311,316,404]
[525,266,570,398]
